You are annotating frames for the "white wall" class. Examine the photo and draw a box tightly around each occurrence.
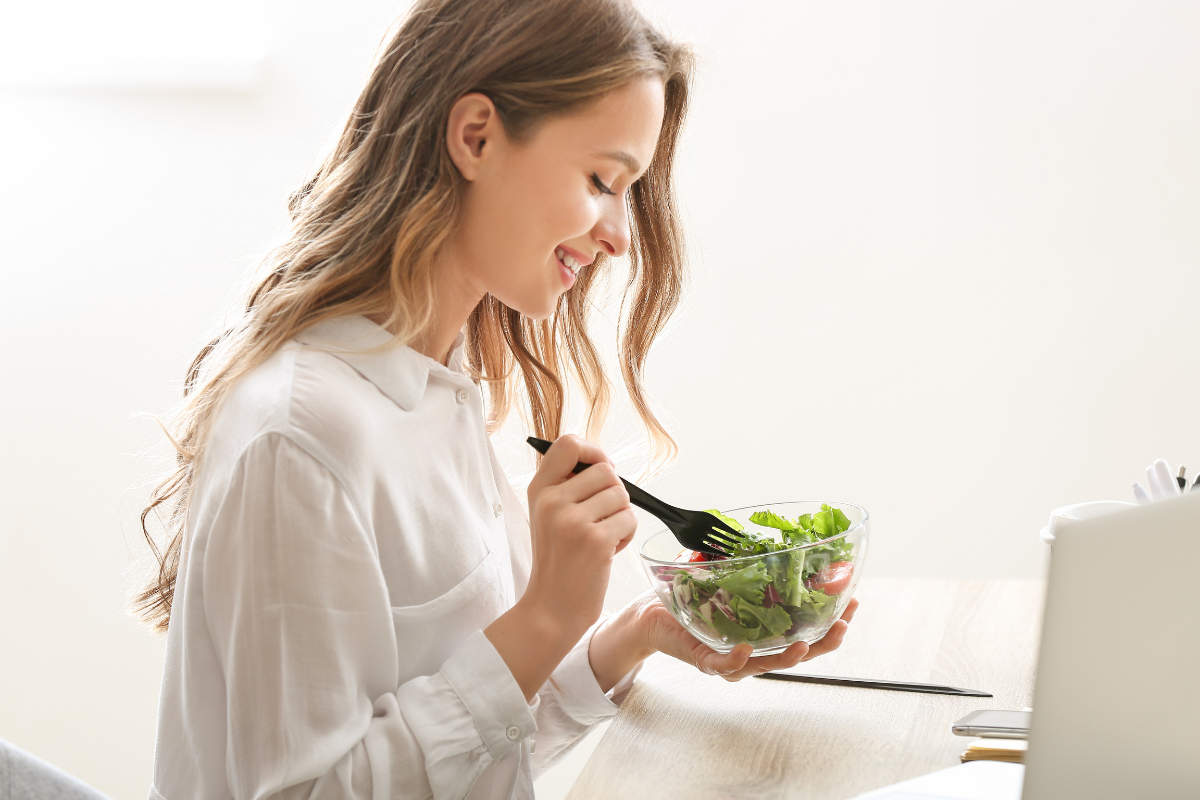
[1,1,1197,797]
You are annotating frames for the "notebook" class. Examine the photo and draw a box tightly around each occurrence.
[959,738,1025,764]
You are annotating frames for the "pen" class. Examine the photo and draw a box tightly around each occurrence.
[1179,465,1187,492]
[756,672,992,697]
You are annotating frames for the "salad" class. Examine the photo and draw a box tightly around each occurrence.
[655,504,857,646]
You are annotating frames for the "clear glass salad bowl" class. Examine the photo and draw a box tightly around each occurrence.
[639,501,870,656]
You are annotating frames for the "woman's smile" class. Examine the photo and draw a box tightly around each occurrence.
[554,245,590,288]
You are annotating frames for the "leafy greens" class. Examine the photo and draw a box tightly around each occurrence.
[664,505,857,645]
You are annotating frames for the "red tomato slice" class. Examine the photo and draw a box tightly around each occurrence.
[688,550,710,563]
[807,561,854,596]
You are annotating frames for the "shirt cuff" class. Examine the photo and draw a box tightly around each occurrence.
[440,630,539,759]
[544,618,642,726]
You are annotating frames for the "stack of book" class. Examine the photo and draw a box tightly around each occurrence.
[959,737,1027,764]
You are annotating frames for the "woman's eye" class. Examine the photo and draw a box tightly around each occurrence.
[590,173,615,196]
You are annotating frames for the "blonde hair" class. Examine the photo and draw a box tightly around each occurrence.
[133,0,694,633]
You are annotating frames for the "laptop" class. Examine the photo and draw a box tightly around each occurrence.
[855,489,1200,799]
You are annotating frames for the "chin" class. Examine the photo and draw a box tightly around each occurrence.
[496,292,561,322]
[523,300,560,321]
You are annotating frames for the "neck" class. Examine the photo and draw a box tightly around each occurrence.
[385,244,485,366]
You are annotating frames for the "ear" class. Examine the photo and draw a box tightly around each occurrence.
[446,92,503,182]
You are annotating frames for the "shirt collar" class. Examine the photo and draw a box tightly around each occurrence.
[295,315,468,412]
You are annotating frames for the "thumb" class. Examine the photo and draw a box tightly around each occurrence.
[694,643,753,676]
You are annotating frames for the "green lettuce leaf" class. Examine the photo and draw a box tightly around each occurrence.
[811,504,852,538]
[764,552,801,606]
[831,507,851,531]
[803,587,833,613]
[710,607,765,642]
[735,601,793,637]
[727,529,777,556]
[715,561,770,604]
[749,509,797,532]
[787,587,836,627]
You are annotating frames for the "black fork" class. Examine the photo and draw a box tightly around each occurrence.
[526,437,742,556]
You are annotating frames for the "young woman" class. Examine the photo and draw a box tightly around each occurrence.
[134,1,857,798]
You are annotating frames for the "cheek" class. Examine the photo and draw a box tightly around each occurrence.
[457,157,598,311]
[549,191,596,239]
[512,161,597,248]
[479,173,588,256]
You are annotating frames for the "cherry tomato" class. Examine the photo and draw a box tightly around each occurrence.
[807,561,854,596]
[688,550,710,563]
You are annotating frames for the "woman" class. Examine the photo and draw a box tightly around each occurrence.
[134,1,857,798]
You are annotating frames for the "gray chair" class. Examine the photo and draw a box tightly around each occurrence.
[0,739,111,800]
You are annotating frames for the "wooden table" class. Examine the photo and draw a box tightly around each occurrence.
[568,578,1044,800]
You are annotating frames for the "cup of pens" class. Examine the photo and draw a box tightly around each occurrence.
[1041,460,1196,546]
[639,501,869,655]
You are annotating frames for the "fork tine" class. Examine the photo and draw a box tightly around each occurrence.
[705,527,742,549]
[699,513,740,536]
[706,527,741,545]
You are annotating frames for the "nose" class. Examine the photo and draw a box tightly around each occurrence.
[592,196,632,259]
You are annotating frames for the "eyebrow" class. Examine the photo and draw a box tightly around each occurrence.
[597,150,641,174]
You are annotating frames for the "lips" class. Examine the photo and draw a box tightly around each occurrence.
[555,246,583,275]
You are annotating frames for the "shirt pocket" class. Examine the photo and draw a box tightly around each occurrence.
[391,549,508,675]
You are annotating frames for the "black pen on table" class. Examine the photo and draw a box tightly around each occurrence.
[756,672,992,697]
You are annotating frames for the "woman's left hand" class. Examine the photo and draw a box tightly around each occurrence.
[634,592,859,681]
[589,591,859,689]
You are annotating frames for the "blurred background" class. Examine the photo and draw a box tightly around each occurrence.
[1,0,1197,797]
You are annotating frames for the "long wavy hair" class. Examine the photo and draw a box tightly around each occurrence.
[132,0,694,633]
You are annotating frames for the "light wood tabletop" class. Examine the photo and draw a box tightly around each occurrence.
[567,578,1044,800]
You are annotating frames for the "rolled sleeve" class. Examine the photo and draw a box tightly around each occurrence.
[545,621,639,726]
[530,620,641,774]
[398,631,538,798]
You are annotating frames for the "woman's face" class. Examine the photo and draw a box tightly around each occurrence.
[446,78,666,319]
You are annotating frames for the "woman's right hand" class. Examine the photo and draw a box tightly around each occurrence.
[523,434,637,634]
[484,434,636,700]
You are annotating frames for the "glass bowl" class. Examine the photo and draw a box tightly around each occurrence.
[639,501,870,655]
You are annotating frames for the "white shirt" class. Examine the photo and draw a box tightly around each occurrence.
[149,315,637,800]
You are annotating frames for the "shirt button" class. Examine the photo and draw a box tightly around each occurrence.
[506,726,521,741]
[493,502,503,518]
[455,389,469,404]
